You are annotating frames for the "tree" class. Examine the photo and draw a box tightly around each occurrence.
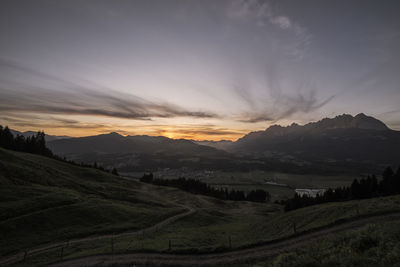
[383,166,394,179]
[246,189,270,202]
[0,126,14,149]
[111,168,119,176]
[350,179,361,198]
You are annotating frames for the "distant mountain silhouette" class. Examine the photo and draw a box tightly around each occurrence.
[47,132,223,156]
[13,113,400,170]
[231,113,400,164]
[10,129,70,142]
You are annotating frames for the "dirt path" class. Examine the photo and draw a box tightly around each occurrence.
[48,212,400,267]
[0,205,195,266]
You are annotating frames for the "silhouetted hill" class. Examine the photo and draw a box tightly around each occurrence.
[10,129,70,142]
[232,113,400,164]
[0,147,185,256]
[47,132,223,156]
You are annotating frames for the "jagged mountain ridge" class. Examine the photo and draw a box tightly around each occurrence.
[10,113,400,167]
[231,113,400,164]
[237,113,389,141]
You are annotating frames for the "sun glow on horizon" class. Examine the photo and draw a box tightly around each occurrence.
[6,122,253,141]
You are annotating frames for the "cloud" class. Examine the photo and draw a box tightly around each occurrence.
[234,63,335,123]
[0,59,218,121]
[270,15,292,29]
[237,95,334,123]
[228,0,293,30]
[237,113,273,123]
[154,125,247,140]
[0,114,107,130]
[227,0,312,59]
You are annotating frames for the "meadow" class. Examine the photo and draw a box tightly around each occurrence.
[2,148,399,267]
[0,148,183,256]
[266,220,400,267]
[12,191,400,266]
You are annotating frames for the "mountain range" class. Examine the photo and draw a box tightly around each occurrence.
[229,113,399,164]
[47,132,221,156]
[10,113,400,171]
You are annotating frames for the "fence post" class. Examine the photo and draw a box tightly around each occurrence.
[60,246,64,260]
[168,240,171,251]
[229,236,232,249]
[23,251,27,261]
[293,222,297,234]
[111,234,114,255]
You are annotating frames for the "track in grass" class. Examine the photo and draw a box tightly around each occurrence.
[0,205,195,266]
[48,212,400,267]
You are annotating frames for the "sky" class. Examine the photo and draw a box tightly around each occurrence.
[0,0,399,140]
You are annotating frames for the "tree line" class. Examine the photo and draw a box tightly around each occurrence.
[0,126,53,156]
[140,173,270,203]
[281,166,400,211]
[0,125,119,176]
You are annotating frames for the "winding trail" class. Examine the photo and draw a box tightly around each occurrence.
[0,205,195,266]
[48,212,400,267]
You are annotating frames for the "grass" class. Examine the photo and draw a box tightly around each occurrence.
[2,147,400,267]
[115,194,400,253]
[266,220,400,266]
[12,194,400,267]
[0,148,184,256]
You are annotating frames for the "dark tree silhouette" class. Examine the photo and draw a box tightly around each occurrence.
[0,126,52,157]
[282,166,400,211]
[140,173,270,203]
[0,125,118,175]
[111,167,119,176]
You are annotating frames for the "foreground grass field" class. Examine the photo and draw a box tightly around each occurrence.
[267,220,400,267]
[2,147,400,267]
[11,192,400,266]
[0,148,186,256]
[0,148,279,265]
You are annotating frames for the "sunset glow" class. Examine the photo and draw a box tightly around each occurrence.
[1,1,399,139]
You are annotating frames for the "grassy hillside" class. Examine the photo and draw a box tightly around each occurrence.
[0,147,279,262]
[2,147,400,267]
[0,147,185,256]
[112,194,400,253]
[268,220,400,266]
[13,193,400,266]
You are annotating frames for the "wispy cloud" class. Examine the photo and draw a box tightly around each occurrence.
[234,63,335,123]
[0,114,107,130]
[153,125,247,140]
[227,0,312,59]
[0,59,218,121]
[238,93,334,123]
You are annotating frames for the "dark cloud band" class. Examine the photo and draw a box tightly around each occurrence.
[0,59,218,121]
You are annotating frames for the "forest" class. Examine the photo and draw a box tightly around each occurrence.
[140,173,270,203]
[282,166,400,211]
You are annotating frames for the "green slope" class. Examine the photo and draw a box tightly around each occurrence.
[2,146,400,267]
[0,148,184,256]
[269,220,400,266]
